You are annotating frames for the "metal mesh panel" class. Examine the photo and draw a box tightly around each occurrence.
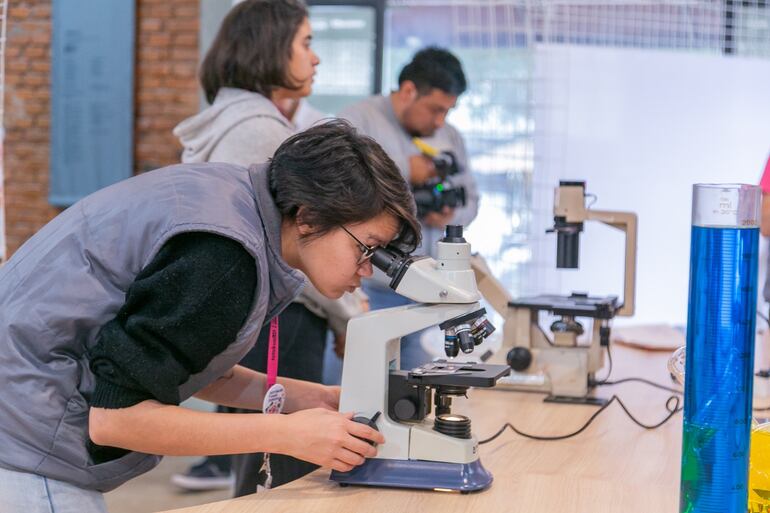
[384,0,770,295]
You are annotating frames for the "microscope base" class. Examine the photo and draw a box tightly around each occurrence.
[330,457,493,492]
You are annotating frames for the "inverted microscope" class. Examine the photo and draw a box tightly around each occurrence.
[473,180,638,404]
[330,225,510,492]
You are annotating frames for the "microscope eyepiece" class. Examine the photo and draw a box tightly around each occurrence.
[370,246,404,277]
[441,225,466,243]
[370,246,428,292]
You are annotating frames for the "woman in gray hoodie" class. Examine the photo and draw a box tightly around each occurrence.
[172,0,365,495]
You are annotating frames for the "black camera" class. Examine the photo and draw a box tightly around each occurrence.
[412,183,466,217]
[411,150,467,217]
[432,151,459,177]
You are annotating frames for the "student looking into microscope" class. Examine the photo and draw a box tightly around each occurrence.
[0,122,417,513]
[339,47,479,370]
[172,0,367,495]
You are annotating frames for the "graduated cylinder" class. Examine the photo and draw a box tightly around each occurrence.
[679,183,760,513]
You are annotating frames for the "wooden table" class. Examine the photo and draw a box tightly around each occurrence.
[162,345,682,513]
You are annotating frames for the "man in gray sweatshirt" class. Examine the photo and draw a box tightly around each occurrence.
[339,47,479,370]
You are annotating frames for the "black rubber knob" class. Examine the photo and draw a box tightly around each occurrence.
[393,399,417,421]
[507,347,533,372]
[352,412,381,447]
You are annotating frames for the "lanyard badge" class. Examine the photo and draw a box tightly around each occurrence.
[258,316,284,491]
[262,316,285,414]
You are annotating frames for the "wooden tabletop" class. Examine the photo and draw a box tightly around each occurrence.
[161,345,682,513]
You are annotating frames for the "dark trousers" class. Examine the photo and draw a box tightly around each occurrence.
[222,302,327,496]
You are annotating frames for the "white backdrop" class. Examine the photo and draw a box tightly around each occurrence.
[532,44,770,326]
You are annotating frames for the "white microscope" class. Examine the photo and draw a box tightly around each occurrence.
[330,225,510,492]
[473,180,638,405]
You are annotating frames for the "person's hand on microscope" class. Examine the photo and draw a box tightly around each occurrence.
[423,206,455,228]
[283,379,339,411]
[408,154,437,185]
[278,409,384,472]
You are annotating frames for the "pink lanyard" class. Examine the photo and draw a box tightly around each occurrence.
[265,317,279,393]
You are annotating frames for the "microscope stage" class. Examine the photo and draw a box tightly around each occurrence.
[406,362,511,388]
[509,292,621,319]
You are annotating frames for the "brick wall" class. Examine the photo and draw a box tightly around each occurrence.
[3,0,200,257]
[3,1,58,256]
[135,0,200,173]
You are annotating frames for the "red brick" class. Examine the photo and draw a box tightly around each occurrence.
[169,48,198,61]
[29,60,50,72]
[146,33,172,46]
[30,31,50,44]
[32,5,52,18]
[26,47,48,58]
[173,6,198,18]
[140,18,163,32]
[9,6,31,19]
[6,60,32,72]
[168,19,198,32]
[144,5,173,17]
[173,33,197,48]
[24,74,48,86]
[4,45,21,57]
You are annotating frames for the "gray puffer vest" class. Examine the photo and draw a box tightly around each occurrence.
[0,162,304,492]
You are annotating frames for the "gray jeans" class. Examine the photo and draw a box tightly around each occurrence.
[0,466,107,513]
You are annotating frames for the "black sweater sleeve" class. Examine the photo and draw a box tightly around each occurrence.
[88,231,258,409]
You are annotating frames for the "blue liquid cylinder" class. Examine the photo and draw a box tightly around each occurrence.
[680,184,761,513]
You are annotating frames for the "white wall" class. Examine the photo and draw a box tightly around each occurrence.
[532,44,770,326]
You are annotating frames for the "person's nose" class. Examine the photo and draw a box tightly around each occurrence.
[434,113,446,130]
[312,50,320,67]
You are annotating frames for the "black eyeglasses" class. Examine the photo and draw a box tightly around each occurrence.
[341,226,377,265]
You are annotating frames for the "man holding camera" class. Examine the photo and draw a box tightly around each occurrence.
[339,47,479,370]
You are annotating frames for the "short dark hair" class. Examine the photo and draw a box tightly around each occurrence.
[398,47,467,97]
[200,0,308,104]
[269,120,421,253]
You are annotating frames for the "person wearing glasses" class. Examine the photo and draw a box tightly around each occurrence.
[339,47,479,370]
[172,0,367,494]
[0,121,420,513]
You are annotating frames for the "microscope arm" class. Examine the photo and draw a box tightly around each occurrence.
[469,254,551,357]
[586,209,637,317]
[469,254,513,315]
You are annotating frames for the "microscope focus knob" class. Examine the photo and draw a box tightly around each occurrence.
[351,412,381,447]
[393,399,417,421]
[507,347,533,372]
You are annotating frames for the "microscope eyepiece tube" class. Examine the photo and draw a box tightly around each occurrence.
[370,247,401,276]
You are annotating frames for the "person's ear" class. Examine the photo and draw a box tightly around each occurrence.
[400,80,419,103]
[295,206,315,236]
